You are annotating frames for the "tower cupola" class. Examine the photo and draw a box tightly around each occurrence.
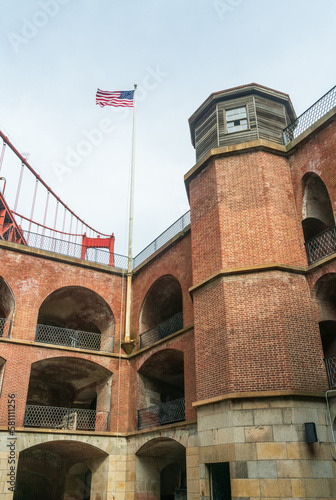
[189,83,296,162]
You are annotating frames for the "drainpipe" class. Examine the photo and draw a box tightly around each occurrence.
[325,389,336,461]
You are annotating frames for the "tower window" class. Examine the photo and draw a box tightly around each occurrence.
[225,107,248,133]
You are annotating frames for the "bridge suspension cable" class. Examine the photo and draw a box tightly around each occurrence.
[0,129,111,238]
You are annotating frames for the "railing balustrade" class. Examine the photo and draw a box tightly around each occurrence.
[0,317,12,338]
[325,356,336,390]
[0,211,192,270]
[35,323,114,352]
[140,311,184,349]
[24,405,110,431]
[133,211,190,268]
[138,397,185,430]
[305,226,336,265]
[283,85,336,145]
[0,224,128,269]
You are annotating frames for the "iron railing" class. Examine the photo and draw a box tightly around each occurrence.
[0,224,128,269]
[140,311,183,349]
[133,211,190,268]
[138,397,185,429]
[325,356,336,389]
[305,226,336,265]
[24,405,109,431]
[0,317,12,337]
[35,323,114,352]
[0,212,191,270]
[283,85,336,145]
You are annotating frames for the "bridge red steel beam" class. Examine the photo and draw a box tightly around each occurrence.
[0,192,27,245]
[0,130,111,237]
[81,234,115,266]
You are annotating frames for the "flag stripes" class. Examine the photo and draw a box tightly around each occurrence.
[96,89,134,108]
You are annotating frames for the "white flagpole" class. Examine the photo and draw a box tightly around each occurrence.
[124,84,137,348]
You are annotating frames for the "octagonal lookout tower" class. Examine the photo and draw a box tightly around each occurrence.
[188,83,296,162]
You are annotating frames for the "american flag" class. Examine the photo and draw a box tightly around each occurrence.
[96,89,134,108]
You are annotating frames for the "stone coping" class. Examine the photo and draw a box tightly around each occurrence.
[130,324,194,357]
[189,254,336,296]
[184,106,336,196]
[0,336,128,359]
[192,390,335,408]
[0,418,197,438]
[0,238,126,276]
[132,225,190,274]
[0,225,192,279]
[184,139,286,194]
[0,324,194,359]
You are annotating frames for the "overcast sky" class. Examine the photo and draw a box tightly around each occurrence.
[0,0,335,255]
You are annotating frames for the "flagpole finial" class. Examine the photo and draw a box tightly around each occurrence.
[134,84,137,90]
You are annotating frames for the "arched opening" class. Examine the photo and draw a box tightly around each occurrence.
[302,173,335,263]
[302,173,334,241]
[313,274,336,388]
[14,441,108,500]
[24,357,112,432]
[36,286,115,352]
[0,276,15,337]
[138,349,185,429]
[161,463,186,500]
[136,438,186,500]
[139,275,183,348]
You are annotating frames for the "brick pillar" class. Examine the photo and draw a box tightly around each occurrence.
[0,349,31,428]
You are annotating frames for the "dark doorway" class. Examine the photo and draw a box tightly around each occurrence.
[208,462,232,500]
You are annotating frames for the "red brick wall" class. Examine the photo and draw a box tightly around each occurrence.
[128,331,197,429]
[131,234,193,345]
[0,237,195,435]
[1,116,335,434]
[0,342,132,432]
[189,151,307,284]
[188,144,331,401]
[289,119,336,228]
[0,248,134,431]
[188,161,223,284]
[0,248,126,346]
[193,271,328,400]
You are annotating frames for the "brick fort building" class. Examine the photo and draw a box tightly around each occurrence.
[1,83,336,499]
